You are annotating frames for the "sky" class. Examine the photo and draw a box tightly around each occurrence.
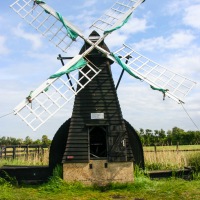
[0,0,200,140]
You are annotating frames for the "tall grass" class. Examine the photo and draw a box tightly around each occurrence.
[1,146,199,173]
[144,150,200,171]
[0,150,49,167]
[145,151,187,170]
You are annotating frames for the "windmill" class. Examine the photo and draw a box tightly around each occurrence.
[10,0,196,184]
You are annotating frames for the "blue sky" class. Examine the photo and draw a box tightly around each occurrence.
[0,0,200,140]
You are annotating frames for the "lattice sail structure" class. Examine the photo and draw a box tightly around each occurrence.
[91,0,145,32]
[10,0,83,53]
[114,44,197,103]
[14,56,101,131]
[10,0,197,132]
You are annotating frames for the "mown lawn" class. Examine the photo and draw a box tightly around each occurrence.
[0,176,200,200]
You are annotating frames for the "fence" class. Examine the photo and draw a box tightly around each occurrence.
[144,144,200,153]
[0,145,49,160]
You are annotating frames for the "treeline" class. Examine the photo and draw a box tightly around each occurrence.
[0,127,200,146]
[0,135,51,146]
[138,127,200,146]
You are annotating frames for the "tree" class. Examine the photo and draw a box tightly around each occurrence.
[171,127,185,145]
[139,128,145,145]
[24,136,33,145]
[145,129,153,146]
[16,138,24,145]
[158,129,166,145]
[33,139,42,145]
[166,130,172,145]
[41,135,51,146]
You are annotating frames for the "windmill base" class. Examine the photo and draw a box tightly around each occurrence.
[63,160,133,185]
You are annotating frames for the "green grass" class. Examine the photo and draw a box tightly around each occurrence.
[0,174,200,200]
[1,146,200,199]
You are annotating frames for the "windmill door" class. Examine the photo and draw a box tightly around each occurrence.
[88,126,108,160]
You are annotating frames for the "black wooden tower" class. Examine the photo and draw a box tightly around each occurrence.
[49,31,144,183]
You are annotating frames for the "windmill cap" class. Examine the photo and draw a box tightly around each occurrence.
[88,30,101,42]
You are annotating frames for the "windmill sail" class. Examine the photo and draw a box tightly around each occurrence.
[10,0,84,52]
[10,1,197,132]
[91,0,145,33]
[113,44,196,103]
[14,55,101,131]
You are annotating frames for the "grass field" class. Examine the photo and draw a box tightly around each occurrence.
[0,145,200,199]
[0,171,200,200]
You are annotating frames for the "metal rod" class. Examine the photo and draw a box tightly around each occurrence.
[116,55,132,90]
[57,56,74,60]
[57,54,75,91]
[116,69,125,90]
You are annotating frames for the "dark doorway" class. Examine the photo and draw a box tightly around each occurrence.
[89,126,107,159]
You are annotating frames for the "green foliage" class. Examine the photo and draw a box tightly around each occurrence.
[39,176,86,196]
[0,171,18,186]
[39,176,66,193]
[0,177,13,200]
[0,127,199,146]
[138,127,200,146]
[52,164,63,178]
[134,164,147,178]
[187,153,200,172]
[145,162,179,171]
[0,176,12,187]
[0,135,52,146]
[39,164,85,194]
[41,135,51,146]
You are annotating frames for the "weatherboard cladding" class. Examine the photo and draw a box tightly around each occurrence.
[62,33,133,163]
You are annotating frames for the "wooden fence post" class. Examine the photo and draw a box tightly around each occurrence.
[37,146,40,159]
[4,147,7,159]
[0,147,2,158]
[154,144,157,153]
[13,146,16,159]
[26,145,29,160]
[176,142,179,152]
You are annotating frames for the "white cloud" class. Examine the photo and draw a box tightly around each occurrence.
[0,35,9,55]
[166,0,200,15]
[104,17,148,50]
[105,32,128,49]
[81,0,98,8]
[183,4,200,29]
[121,17,148,34]
[165,49,200,76]
[166,1,200,30]
[166,1,187,15]
[117,82,198,131]
[13,24,43,50]
[133,30,195,51]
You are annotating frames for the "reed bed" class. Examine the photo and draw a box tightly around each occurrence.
[144,150,200,170]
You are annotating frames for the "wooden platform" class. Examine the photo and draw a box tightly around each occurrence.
[147,167,193,180]
[0,165,51,184]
